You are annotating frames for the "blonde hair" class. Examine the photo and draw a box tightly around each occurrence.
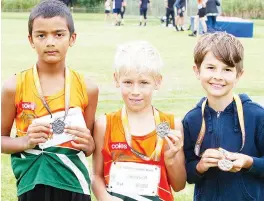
[114,41,163,78]
[194,32,244,75]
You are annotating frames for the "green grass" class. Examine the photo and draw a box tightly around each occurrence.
[1,12,264,201]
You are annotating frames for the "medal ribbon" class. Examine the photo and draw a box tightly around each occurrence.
[194,94,245,156]
[121,106,164,161]
[33,64,71,120]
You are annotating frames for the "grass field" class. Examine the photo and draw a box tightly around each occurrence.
[1,13,264,201]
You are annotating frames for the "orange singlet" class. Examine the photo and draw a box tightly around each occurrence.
[102,109,175,201]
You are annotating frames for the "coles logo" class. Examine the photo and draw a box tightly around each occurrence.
[110,142,129,150]
[19,102,36,111]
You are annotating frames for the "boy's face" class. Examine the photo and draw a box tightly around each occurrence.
[28,16,76,64]
[194,51,243,99]
[114,69,161,112]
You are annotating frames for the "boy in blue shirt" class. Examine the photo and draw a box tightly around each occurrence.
[183,32,264,201]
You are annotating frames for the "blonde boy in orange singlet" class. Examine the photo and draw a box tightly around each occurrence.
[92,41,186,201]
[1,1,98,200]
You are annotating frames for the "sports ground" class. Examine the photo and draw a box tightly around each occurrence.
[2,13,264,201]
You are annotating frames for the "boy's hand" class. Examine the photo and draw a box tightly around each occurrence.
[226,152,253,172]
[196,149,225,174]
[164,130,183,165]
[64,125,94,156]
[24,123,51,150]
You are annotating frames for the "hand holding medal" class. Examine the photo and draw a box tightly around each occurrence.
[157,122,183,165]
[64,125,95,156]
[221,150,253,172]
[217,148,233,171]
[196,148,225,174]
[24,122,52,149]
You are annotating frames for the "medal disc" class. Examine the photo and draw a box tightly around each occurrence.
[52,119,65,135]
[218,159,233,171]
[156,122,170,138]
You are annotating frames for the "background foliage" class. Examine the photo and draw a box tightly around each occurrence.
[1,0,264,18]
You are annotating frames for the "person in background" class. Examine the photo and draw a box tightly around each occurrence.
[175,0,186,31]
[113,0,123,26]
[139,0,150,26]
[120,0,127,25]
[206,0,220,32]
[165,0,176,28]
[105,0,112,22]
[189,0,208,36]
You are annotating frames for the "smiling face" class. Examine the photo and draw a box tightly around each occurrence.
[194,51,243,100]
[28,16,76,64]
[115,69,161,113]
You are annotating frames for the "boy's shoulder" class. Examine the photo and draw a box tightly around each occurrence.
[2,74,17,96]
[240,94,264,117]
[105,109,122,120]
[183,97,206,122]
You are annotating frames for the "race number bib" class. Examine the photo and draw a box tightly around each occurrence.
[108,162,161,196]
[32,107,86,149]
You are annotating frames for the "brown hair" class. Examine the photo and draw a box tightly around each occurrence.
[194,32,244,75]
[28,0,74,37]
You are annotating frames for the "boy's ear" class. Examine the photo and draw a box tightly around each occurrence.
[155,75,162,90]
[28,35,35,49]
[193,65,200,80]
[113,73,120,88]
[236,70,244,79]
[69,33,77,47]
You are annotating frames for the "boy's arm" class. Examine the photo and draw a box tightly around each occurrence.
[247,125,264,177]
[1,75,23,153]
[226,123,264,177]
[83,78,99,155]
[183,118,205,184]
[1,76,50,154]
[91,115,121,201]
[164,0,168,8]
[165,118,186,192]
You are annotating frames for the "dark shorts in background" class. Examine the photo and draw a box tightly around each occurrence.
[140,8,148,19]
[113,8,121,14]
[18,185,91,201]
[105,10,110,14]
[177,8,184,17]
[198,7,206,18]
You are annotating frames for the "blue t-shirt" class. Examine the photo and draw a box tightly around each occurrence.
[113,0,123,9]
[140,0,149,9]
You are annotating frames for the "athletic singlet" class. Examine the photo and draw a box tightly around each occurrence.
[102,109,175,201]
[12,67,91,196]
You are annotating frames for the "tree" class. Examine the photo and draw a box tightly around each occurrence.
[76,0,104,7]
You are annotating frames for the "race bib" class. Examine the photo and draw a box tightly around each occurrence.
[108,162,161,196]
[32,107,86,149]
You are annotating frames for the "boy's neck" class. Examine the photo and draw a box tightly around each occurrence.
[36,61,66,75]
[126,105,153,118]
[125,105,156,136]
[207,93,234,112]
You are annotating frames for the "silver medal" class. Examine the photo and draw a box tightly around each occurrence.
[218,159,233,171]
[52,119,65,135]
[156,122,170,138]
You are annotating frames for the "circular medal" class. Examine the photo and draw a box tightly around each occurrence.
[218,159,233,171]
[52,119,65,135]
[156,122,170,138]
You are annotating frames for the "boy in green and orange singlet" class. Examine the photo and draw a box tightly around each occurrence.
[92,41,186,201]
[1,1,98,201]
